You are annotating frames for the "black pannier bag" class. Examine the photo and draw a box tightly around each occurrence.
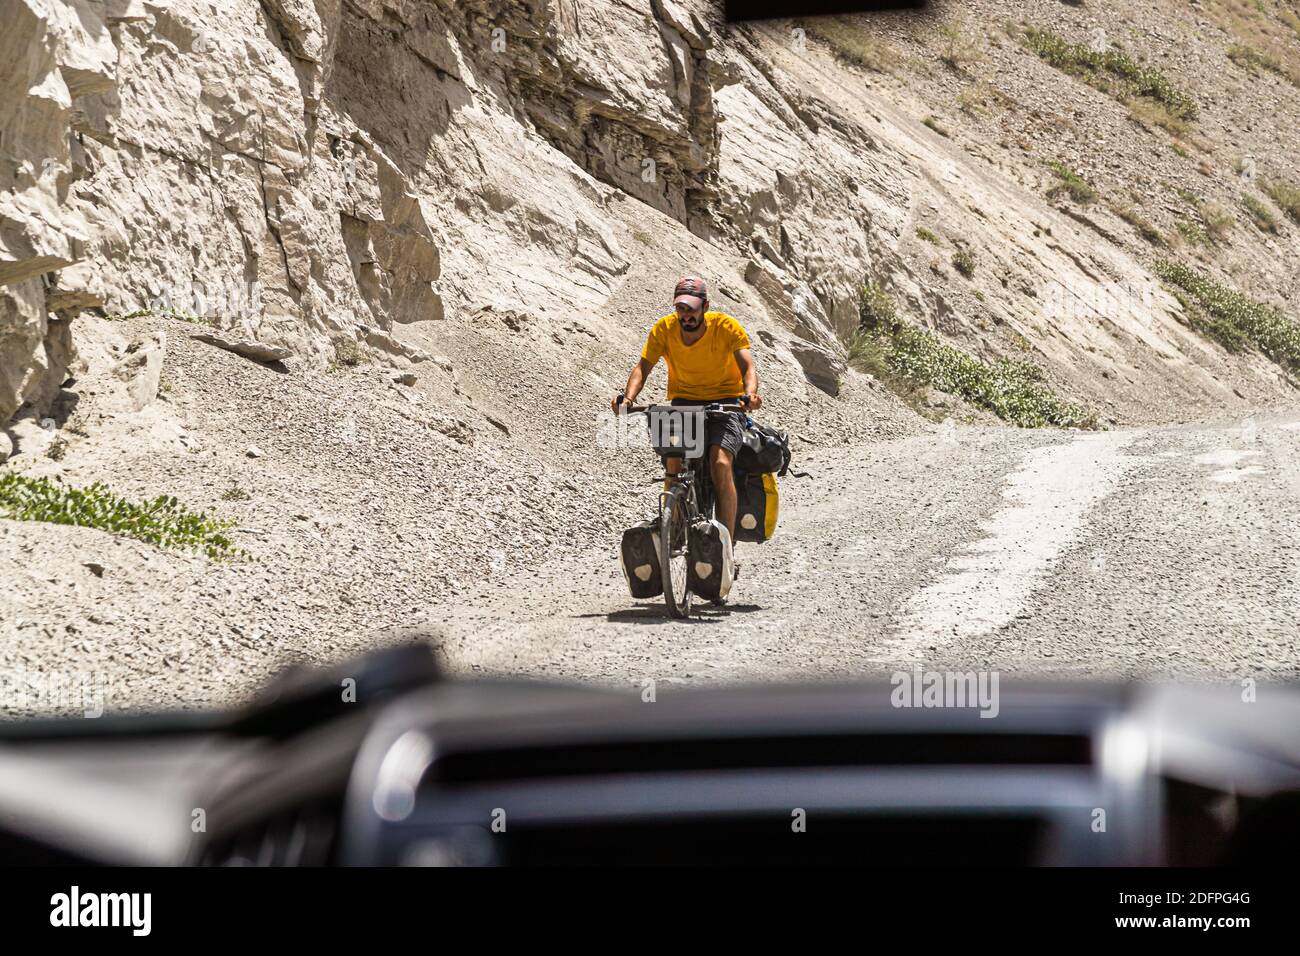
[620,520,663,598]
[735,419,792,476]
[687,518,733,601]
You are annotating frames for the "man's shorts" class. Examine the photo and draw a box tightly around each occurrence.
[670,396,745,459]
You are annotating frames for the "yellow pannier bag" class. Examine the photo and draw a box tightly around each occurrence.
[734,471,778,543]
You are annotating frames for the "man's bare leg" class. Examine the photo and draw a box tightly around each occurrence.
[709,446,737,544]
[664,455,682,491]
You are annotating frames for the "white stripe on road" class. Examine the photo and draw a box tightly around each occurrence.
[878,431,1139,660]
[1194,448,1263,483]
[1193,449,1259,467]
[1209,466,1265,483]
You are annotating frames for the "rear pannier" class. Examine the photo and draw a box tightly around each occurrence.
[619,520,663,598]
[687,518,733,602]
[735,420,792,476]
[734,471,779,543]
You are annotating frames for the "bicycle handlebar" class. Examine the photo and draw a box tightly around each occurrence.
[621,402,748,414]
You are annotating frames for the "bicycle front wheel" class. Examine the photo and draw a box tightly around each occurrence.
[660,483,692,619]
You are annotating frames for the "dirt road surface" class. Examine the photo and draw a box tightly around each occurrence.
[432,408,1300,686]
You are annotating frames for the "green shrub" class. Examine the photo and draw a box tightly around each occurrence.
[1175,220,1209,245]
[1046,160,1096,203]
[1242,194,1278,232]
[922,115,951,137]
[938,20,984,70]
[952,248,976,278]
[1261,179,1300,222]
[332,337,363,368]
[859,322,1094,428]
[1156,260,1300,371]
[1165,286,1250,354]
[1023,28,1198,120]
[858,280,899,330]
[0,472,246,560]
[915,226,942,244]
[847,327,898,378]
[850,282,1093,428]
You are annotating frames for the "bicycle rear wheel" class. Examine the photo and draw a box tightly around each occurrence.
[660,483,692,618]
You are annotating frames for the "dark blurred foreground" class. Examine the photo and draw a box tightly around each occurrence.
[0,646,1296,866]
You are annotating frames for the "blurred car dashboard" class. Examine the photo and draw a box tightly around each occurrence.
[0,647,1297,866]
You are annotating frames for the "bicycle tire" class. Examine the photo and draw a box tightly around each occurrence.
[660,483,692,619]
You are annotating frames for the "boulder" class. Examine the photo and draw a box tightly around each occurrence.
[193,333,293,364]
[109,332,166,413]
[5,414,55,457]
[788,340,846,397]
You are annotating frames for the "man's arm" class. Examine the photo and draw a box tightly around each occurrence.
[613,357,656,412]
[734,347,762,410]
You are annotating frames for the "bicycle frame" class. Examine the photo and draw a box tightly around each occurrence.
[660,456,711,523]
[629,401,742,516]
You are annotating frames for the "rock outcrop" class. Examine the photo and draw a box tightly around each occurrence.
[2,0,1297,430]
[1,0,117,422]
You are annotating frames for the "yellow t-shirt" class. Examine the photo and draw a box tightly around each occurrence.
[641,311,751,400]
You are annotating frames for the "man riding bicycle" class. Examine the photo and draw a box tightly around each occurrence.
[612,277,762,560]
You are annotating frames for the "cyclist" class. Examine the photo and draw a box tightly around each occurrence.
[612,276,762,564]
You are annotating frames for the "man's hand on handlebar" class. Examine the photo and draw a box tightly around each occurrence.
[612,392,649,414]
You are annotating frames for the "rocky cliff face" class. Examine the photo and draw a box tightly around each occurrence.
[1,0,116,422]
[2,0,1298,435]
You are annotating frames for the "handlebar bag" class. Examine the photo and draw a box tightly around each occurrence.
[647,407,706,459]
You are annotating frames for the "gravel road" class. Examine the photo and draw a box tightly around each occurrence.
[432,408,1300,686]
